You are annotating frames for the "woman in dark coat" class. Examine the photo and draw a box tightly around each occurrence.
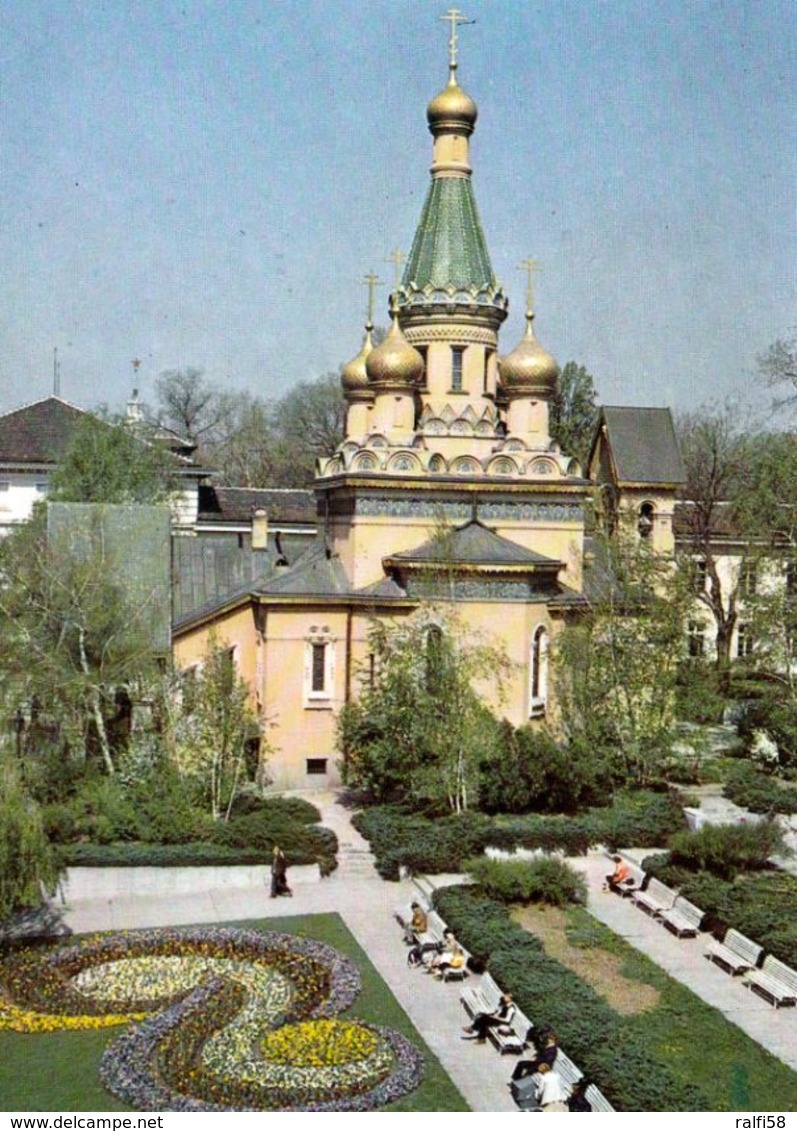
[270,844,292,897]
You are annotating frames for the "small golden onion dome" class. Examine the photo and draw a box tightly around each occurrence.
[498,312,559,396]
[366,314,424,388]
[341,326,375,395]
[427,75,478,135]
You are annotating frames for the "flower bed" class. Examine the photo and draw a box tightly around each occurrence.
[0,926,423,1111]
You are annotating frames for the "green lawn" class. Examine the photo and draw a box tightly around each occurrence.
[0,913,468,1113]
[562,909,797,1112]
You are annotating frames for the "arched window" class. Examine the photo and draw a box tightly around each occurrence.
[425,624,444,694]
[529,625,548,718]
[638,502,655,539]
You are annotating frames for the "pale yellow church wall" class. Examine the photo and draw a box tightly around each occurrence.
[173,605,259,696]
[616,489,678,554]
[259,606,349,789]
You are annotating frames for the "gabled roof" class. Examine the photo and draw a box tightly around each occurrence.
[589,406,685,487]
[197,486,316,526]
[254,540,352,597]
[383,518,561,571]
[0,397,90,464]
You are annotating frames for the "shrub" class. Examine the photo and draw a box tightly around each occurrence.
[0,762,59,917]
[352,791,686,879]
[724,764,797,814]
[675,662,728,724]
[465,855,587,906]
[479,723,611,814]
[434,885,709,1111]
[667,820,787,880]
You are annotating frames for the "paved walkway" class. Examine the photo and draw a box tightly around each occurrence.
[59,793,797,1111]
[574,851,797,1073]
[61,791,517,1113]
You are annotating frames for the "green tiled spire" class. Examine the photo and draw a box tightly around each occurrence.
[402,177,495,294]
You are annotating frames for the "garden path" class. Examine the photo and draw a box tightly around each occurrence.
[572,851,797,1074]
[61,789,517,1113]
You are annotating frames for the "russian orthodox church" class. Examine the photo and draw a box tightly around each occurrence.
[173,21,682,789]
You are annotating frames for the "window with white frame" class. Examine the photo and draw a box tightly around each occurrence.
[529,625,548,718]
[736,623,754,659]
[687,621,706,658]
[304,627,336,707]
[739,561,757,598]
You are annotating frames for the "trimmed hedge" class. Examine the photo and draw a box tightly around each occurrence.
[643,856,797,967]
[723,764,797,815]
[463,856,587,907]
[353,792,686,879]
[434,885,709,1112]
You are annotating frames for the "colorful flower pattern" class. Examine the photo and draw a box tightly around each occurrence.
[0,927,424,1112]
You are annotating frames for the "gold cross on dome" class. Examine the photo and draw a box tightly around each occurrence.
[362,271,383,326]
[385,248,405,289]
[517,257,542,312]
[440,7,475,72]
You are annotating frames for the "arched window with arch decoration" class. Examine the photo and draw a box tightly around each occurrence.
[529,624,548,718]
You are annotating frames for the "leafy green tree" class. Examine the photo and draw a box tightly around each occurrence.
[0,512,162,775]
[555,533,690,786]
[0,759,59,919]
[170,634,264,821]
[550,361,599,467]
[676,407,759,687]
[339,609,510,812]
[49,412,177,505]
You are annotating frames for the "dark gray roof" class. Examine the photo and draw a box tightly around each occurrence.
[0,397,90,464]
[353,575,408,599]
[592,406,685,486]
[198,486,316,526]
[255,540,352,597]
[384,518,560,569]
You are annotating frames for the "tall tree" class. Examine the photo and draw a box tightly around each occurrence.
[169,634,264,820]
[49,413,177,505]
[338,608,509,812]
[676,407,758,688]
[758,332,797,405]
[0,513,163,775]
[270,373,346,484]
[550,361,599,467]
[155,368,226,443]
[555,533,690,786]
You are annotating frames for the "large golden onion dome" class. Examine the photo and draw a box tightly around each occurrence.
[366,313,424,388]
[341,325,375,395]
[427,74,477,136]
[499,311,559,396]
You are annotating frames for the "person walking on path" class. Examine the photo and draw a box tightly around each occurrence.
[270,844,292,898]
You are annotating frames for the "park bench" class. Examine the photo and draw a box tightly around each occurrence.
[632,877,677,918]
[487,1005,533,1055]
[659,895,704,938]
[745,956,797,1008]
[704,928,762,976]
[585,1083,615,1112]
[461,970,502,1020]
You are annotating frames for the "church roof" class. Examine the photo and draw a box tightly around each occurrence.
[0,397,90,465]
[255,540,351,597]
[383,518,561,571]
[591,406,685,487]
[402,177,496,297]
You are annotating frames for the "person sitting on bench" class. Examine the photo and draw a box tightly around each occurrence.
[428,937,465,979]
[511,1030,559,1080]
[603,854,631,893]
[404,901,428,943]
[462,993,515,1041]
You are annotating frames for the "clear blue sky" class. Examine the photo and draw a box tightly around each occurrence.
[1,0,794,419]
